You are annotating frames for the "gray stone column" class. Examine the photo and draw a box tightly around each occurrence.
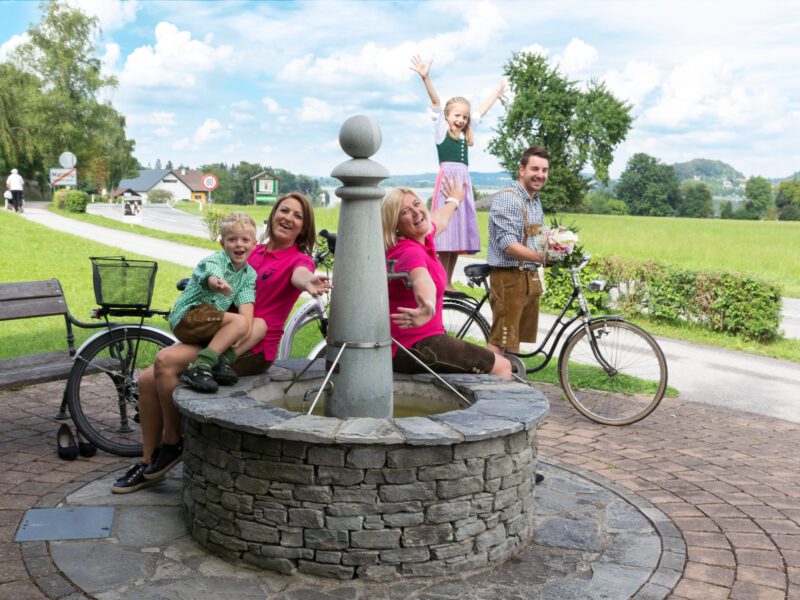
[326,115,393,418]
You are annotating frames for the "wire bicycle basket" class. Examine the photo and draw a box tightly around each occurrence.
[90,256,158,309]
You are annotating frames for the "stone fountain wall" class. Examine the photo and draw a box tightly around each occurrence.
[175,364,549,581]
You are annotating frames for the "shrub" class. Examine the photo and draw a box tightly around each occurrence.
[543,256,783,342]
[148,189,173,203]
[202,208,224,241]
[63,190,90,213]
[53,189,68,210]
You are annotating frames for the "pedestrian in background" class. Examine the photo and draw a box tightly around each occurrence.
[5,168,24,213]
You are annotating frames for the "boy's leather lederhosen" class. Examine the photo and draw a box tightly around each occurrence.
[488,189,544,348]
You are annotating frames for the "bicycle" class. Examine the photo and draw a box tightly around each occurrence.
[442,255,668,425]
[64,257,176,457]
[276,229,336,360]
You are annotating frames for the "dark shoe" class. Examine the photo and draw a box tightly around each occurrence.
[143,439,183,480]
[112,463,164,494]
[535,473,545,484]
[78,440,97,458]
[180,363,219,393]
[57,424,78,460]
[212,360,239,386]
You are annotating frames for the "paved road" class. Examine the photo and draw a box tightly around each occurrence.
[20,204,800,424]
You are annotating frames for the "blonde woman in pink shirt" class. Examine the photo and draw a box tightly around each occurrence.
[113,193,331,493]
[381,179,511,380]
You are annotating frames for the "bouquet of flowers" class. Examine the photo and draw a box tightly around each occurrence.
[533,219,584,273]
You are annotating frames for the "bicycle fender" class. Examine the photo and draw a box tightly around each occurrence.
[282,299,325,337]
[73,324,178,358]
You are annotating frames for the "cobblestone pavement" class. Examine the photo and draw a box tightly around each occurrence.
[1,380,798,599]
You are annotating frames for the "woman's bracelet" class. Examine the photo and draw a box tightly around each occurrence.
[445,197,460,208]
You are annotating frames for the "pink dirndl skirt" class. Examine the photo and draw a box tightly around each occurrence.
[432,162,480,254]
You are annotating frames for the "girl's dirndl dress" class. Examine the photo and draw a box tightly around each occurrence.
[431,107,480,255]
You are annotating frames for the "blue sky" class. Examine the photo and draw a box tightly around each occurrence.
[2,0,799,180]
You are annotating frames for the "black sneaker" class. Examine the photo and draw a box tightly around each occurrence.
[212,360,239,386]
[143,439,183,480]
[112,463,164,494]
[180,363,219,393]
[535,473,545,484]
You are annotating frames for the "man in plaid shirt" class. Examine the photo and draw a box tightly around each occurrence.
[487,146,550,356]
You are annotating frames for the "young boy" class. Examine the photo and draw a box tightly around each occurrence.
[168,212,259,393]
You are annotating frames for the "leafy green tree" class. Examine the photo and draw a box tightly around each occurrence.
[720,201,734,219]
[12,1,135,190]
[678,181,713,218]
[582,189,629,215]
[165,160,174,170]
[200,163,235,204]
[488,52,632,211]
[0,64,41,178]
[615,153,681,216]
[775,178,800,221]
[744,176,773,218]
[231,161,266,204]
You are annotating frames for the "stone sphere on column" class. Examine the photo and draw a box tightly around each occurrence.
[339,115,382,159]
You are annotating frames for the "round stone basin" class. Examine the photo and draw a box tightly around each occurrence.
[173,359,549,581]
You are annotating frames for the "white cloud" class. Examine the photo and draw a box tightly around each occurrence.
[261,97,283,114]
[154,127,171,136]
[100,42,120,72]
[519,43,549,58]
[172,138,191,151]
[68,0,139,32]
[119,21,232,89]
[297,97,335,123]
[604,60,662,107]
[279,1,505,85]
[193,118,227,143]
[0,33,29,63]
[554,38,598,76]
[640,52,783,132]
[231,111,255,123]
[389,93,417,105]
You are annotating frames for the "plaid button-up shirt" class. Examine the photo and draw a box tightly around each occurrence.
[487,180,545,269]
[168,250,256,329]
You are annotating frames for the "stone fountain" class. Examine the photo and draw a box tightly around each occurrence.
[173,116,549,580]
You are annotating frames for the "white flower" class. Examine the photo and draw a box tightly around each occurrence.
[550,228,578,249]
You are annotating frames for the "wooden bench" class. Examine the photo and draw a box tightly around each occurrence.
[0,279,82,390]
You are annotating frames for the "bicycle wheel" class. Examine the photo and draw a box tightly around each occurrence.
[66,326,174,456]
[279,307,328,360]
[558,319,667,426]
[442,300,490,346]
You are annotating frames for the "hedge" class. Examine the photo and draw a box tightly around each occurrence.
[541,256,783,342]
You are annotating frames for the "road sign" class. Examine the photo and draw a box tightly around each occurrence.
[50,168,77,187]
[59,152,77,169]
[201,173,218,191]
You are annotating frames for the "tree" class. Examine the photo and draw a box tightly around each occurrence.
[744,176,773,218]
[0,64,41,179]
[165,160,174,170]
[678,181,713,218]
[720,201,734,219]
[200,163,235,204]
[775,178,800,220]
[582,189,628,215]
[12,1,136,191]
[488,52,632,211]
[148,189,173,203]
[154,158,162,169]
[615,153,681,216]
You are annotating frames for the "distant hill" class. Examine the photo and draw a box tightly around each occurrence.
[672,159,744,182]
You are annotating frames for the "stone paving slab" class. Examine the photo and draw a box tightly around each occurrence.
[2,379,800,598]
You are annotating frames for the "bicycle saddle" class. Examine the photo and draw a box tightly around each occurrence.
[464,263,491,282]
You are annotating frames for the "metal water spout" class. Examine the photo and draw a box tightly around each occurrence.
[325,115,393,418]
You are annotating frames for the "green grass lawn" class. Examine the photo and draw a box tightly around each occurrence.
[172,202,800,297]
[0,209,190,360]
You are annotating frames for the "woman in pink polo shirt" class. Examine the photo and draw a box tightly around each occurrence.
[381,181,511,379]
[112,193,331,493]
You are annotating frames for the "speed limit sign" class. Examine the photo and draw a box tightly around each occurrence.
[201,173,219,191]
